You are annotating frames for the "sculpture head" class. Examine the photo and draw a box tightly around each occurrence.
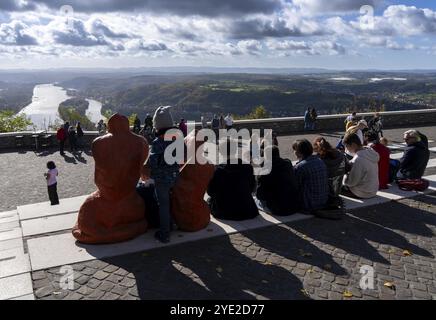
[108,113,130,134]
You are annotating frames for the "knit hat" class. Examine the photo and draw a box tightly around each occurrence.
[153,106,174,131]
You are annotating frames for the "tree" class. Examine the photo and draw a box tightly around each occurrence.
[58,106,95,130]
[234,105,270,120]
[0,111,33,133]
[128,113,138,126]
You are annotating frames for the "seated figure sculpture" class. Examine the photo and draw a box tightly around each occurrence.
[72,114,149,244]
[171,131,215,232]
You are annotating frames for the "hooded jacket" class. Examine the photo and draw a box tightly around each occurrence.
[256,158,299,216]
[343,147,380,199]
[399,141,430,179]
[207,162,259,221]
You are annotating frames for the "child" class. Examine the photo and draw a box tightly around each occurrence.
[45,161,59,205]
[143,106,180,243]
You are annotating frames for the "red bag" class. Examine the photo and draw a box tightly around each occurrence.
[398,179,430,192]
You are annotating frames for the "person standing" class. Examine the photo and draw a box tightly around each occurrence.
[68,125,77,153]
[143,106,179,243]
[45,161,59,205]
[56,125,67,155]
[201,116,208,129]
[224,113,234,130]
[344,112,357,130]
[76,122,84,148]
[211,114,220,142]
[179,118,187,137]
[219,114,226,129]
[368,112,384,138]
[310,108,318,131]
[133,115,141,134]
[304,108,311,131]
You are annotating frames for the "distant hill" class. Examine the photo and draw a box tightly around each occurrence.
[59,72,436,121]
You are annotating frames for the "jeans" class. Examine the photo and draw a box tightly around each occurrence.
[304,121,310,131]
[48,183,59,205]
[59,140,65,154]
[154,174,178,237]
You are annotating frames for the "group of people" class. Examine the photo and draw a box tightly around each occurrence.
[56,121,84,155]
[48,107,431,245]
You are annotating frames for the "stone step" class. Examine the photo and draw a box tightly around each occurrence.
[0,238,24,252]
[17,195,87,221]
[0,253,31,279]
[27,213,311,271]
[0,228,22,242]
[0,273,33,300]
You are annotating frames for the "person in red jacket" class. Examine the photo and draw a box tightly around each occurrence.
[56,124,67,155]
[365,131,390,189]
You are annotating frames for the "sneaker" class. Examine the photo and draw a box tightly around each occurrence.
[154,231,170,243]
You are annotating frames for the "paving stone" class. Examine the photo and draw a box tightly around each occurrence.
[93,270,109,281]
[98,281,115,292]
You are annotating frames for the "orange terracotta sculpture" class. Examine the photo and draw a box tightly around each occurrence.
[171,132,215,232]
[72,114,149,244]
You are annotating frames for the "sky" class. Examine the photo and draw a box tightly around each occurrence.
[0,0,435,70]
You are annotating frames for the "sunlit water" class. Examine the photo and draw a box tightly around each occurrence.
[19,84,103,130]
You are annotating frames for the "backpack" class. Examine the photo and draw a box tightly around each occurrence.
[211,118,220,129]
[397,179,430,192]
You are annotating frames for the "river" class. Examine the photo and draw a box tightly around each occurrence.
[18,84,103,130]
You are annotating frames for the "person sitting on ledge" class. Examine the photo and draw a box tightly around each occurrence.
[365,131,390,190]
[207,139,259,221]
[293,139,329,214]
[313,137,346,208]
[342,133,380,199]
[397,130,430,180]
[255,145,299,216]
[142,106,180,243]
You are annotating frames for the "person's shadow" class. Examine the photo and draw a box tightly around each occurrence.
[61,153,77,164]
[241,222,348,276]
[96,234,311,300]
[290,209,433,265]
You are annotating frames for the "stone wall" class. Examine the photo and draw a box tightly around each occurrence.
[1,109,435,150]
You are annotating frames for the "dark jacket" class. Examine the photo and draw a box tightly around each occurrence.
[399,141,430,179]
[208,163,259,221]
[149,136,180,182]
[256,158,299,216]
[321,149,346,199]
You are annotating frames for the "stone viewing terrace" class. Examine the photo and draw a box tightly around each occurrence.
[0,112,435,300]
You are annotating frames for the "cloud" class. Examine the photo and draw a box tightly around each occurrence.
[51,19,109,46]
[22,0,282,17]
[0,20,38,45]
[268,39,346,55]
[90,19,130,39]
[226,17,325,39]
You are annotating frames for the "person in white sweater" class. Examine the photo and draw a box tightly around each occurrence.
[342,133,380,199]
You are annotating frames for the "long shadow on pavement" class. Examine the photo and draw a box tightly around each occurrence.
[101,235,310,300]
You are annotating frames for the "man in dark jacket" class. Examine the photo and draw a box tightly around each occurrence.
[256,145,299,216]
[207,139,259,221]
[398,130,430,179]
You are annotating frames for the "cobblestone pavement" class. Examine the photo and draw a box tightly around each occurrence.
[32,194,435,300]
[1,125,436,212]
[2,125,436,300]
